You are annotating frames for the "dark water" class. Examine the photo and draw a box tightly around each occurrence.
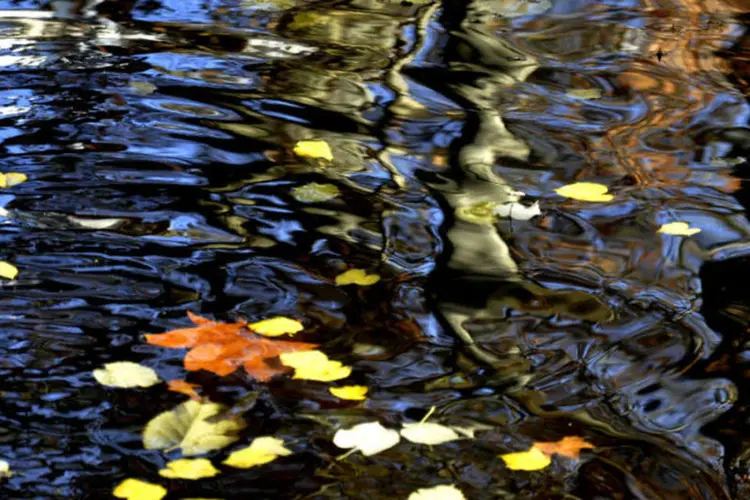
[0,0,749,498]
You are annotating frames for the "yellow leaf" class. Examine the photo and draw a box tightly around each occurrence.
[250,317,304,337]
[293,140,333,161]
[657,222,700,236]
[555,182,613,202]
[223,436,292,469]
[0,172,27,188]
[292,183,340,203]
[93,361,161,388]
[408,484,466,500]
[159,458,220,480]
[0,459,11,478]
[279,350,351,382]
[143,400,245,456]
[0,261,18,280]
[335,269,380,286]
[113,479,167,500]
[566,88,602,100]
[499,446,551,471]
[329,385,368,401]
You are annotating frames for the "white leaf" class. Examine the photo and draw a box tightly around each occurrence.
[400,422,461,445]
[494,201,541,221]
[333,422,400,456]
[409,484,466,500]
[93,361,160,388]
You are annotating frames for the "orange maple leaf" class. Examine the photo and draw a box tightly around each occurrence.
[532,436,594,459]
[146,311,318,381]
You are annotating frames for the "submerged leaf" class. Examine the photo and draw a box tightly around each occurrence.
[499,447,551,471]
[292,183,340,203]
[113,479,167,500]
[400,422,461,445]
[455,201,498,225]
[566,88,602,100]
[93,361,160,388]
[293,140,333,161]
[329,385,368,401]
[333,421,400,456]
[657,221,701,236]
[555,182,613,202]
[223,436,292,469]
[0,261,18,280]
[250,317,304,337]
[408,484,467,500]
[143,400,245,456]
[335,269,380,286]
[159,458,220,480]
[279,350,352,381]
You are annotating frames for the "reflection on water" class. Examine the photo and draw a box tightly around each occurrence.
[0,0,747,497]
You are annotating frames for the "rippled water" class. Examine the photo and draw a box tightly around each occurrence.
[0,0,748,498]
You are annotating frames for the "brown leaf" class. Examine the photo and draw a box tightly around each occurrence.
[532,436,595,459]
[147,312,319,381]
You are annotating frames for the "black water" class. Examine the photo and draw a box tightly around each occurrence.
[0,0,749,498]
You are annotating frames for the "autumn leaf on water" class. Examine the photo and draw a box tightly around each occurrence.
[499,436,595,471]
[409,484,466,500]
[93,361,161,388]
[0,261,18,280]
[293,140,333,162]
[249,316,304,337]
[113,479,166,500]
[145,311,318,381]
[223,436,292,469]
[335,269,380,286]
[657,221,701,236]
[0,172,27,188]
[329,385,368,401]
[279,350,351,382]
[555,182,613,202]
[333,421,400,456]
[159,458,220,480]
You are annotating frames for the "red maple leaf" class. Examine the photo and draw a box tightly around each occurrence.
[146,311,318,381]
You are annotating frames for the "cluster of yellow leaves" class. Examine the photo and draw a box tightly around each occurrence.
[499,436,595,471]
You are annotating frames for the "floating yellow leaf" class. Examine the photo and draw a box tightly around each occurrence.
[499,447,551,471]
[223,436,292,469]
[329,385,368,401]
[143,400,245,456]
[657,221,701,236]
[279,350,351,381]
[293,140,333,161]
[408,484,467,500]
[113,479,167,500]
[0,459,11,479]
[292,183,340,203]
[250,317,304,337]
[555,182,613,202]
[0,172,27,188]
[93,361,160,388]
[401,422,461,445]
[333,421,400,456]
[159,458,220,480]
[0,261,18,280]
[335,269,380,286]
